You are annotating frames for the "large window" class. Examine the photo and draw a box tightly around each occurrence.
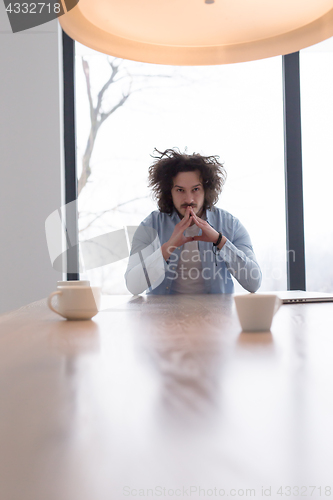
[300,38,333,292]
[75,42,287,294]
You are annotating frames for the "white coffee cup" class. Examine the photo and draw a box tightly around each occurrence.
[47,284,101,320]
[234,293,282,332]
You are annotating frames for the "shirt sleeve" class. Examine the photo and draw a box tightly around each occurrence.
[125,223,167,295]
[218,219,262,292]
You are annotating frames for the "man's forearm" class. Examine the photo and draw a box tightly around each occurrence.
[218,240,262,292]
[126,247,166,294]
[161,241,177,261]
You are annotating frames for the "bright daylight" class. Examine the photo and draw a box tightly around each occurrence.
[75,43,289,294]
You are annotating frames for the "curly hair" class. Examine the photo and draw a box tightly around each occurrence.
[148,148,227,214]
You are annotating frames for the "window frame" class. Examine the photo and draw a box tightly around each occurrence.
[282,52,306,290]
[62,30,79,281]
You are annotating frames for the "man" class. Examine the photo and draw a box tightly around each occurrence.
[125,149,261,295]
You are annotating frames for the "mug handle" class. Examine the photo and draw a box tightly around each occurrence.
[47,291,63,317]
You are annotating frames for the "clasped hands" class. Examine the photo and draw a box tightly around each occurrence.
[161,206,225,262]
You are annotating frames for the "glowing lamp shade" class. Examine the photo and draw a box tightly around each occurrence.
[59,0,333,65]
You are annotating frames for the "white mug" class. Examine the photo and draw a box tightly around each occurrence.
[47,284,101,320]
[234,293,282,332]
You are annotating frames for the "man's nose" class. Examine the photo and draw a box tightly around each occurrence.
[184,192,194,204]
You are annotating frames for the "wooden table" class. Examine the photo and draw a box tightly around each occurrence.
[1,295,333,500]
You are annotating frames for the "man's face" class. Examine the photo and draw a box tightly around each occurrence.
[171,170,205,218]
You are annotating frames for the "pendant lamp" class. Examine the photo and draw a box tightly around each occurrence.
[59,0,333,65]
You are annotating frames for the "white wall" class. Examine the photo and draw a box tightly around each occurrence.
[0,5,63,314]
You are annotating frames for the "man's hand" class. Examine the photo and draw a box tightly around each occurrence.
[161,206,194,261]
[190,208,227,248]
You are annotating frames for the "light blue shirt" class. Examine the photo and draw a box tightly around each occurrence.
[125,207,262,295]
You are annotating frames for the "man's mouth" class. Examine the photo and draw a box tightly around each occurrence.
[181,205,196,209]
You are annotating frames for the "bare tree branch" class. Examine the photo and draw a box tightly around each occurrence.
[82,59,94,124]
[79,195,150,233]
[78,59,126,195]
[78,56,178,197]
[99,93,130,125]
[95,60,119,113]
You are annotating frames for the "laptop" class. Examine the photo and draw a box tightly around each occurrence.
[275,290,333,304]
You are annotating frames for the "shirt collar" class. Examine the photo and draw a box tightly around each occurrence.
[205,207,215,224]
